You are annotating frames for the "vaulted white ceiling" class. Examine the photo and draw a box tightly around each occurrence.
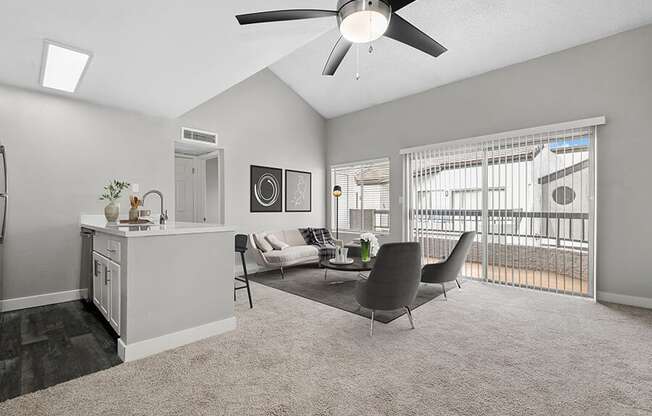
[1,1,652,119]
[0,0,334,117]
[270,0,652,118]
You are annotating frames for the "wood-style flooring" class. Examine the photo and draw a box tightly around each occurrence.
[0,300,121,402]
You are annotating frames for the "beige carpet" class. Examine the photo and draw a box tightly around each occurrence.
[1,280,651,416]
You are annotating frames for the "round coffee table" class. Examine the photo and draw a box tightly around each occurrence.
[320,257,375,281]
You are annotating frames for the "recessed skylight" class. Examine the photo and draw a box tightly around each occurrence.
[40,41,91,93]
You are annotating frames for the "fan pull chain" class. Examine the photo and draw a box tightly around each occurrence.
[355,44,360,80]
[368,12,374,55]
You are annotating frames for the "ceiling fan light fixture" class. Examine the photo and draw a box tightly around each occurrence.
[338,0,391,44]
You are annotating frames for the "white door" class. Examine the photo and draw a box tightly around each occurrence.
[175,157,195,222]
[107,260,121,334]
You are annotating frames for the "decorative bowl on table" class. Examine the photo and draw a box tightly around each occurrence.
[329,258,354,265]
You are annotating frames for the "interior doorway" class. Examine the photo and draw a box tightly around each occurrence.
[174,150,224,224]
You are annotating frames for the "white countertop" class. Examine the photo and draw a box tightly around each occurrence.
[80,215,234,238]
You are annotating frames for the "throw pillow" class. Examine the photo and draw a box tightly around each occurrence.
[253,233,273,253]
[299,228,315,245]
[266,234,290,250]
[311,228,335,246]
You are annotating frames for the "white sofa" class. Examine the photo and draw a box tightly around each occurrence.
[249,230,320,277]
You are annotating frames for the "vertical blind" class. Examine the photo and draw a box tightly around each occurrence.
[331,158,390,233]
[402,118,602,298]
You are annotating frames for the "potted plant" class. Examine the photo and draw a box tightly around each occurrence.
[360,232,379,263]
[100,180,130,223]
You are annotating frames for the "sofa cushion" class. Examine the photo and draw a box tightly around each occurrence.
[253,233,273,253]
[263,245,319,265]
[266,234,290,250]
[266,230,306,247]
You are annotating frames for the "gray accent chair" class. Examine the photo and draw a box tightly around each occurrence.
[421,231,476,299]
[354,242,422,336]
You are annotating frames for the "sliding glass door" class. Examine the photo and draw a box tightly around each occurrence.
[402,122,598,298]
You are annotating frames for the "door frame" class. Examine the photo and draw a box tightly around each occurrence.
[174,149,225,225]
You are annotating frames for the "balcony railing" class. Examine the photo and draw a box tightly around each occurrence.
[410,209,589,249]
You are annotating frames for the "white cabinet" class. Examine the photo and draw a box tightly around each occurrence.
[92,250,121,335]
[94,232,121,263]
[107,259,121,334]
[92,252,109,318]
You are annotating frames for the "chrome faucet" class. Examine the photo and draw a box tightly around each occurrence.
[142,190,168,225]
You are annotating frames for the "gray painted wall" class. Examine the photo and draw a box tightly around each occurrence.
[178,69,327,271]
[326,24,652,302]
[0,68,326,302]
[205,158,220,224]
[0,85,175,302]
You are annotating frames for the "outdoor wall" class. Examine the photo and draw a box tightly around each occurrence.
[326,24,652,306]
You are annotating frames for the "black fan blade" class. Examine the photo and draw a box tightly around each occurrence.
[236,9,337,25]
[389,0,418,12]
[384,13,447,58]
[322,36,352,76]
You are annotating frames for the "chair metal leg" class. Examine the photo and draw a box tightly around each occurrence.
[441,283,447,300]
[456,278,461,289]
[370,311,375,336]
[324,268,328,280]
[280,266,285,279]
[241,253,253,309]
[405,306,415,329]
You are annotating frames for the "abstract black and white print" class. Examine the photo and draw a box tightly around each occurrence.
[250,165,283,212]
[285,169,311,212]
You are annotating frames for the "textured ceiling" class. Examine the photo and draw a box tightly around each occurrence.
[270,0,652,118]
[1,1,651,119]
[0,0,334,117]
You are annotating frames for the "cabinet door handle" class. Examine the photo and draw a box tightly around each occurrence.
[107,248,117,253]
[104,265,110,284]
[94,260,101,276]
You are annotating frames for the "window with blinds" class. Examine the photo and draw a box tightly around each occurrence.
[402,117,604,298]
[331,159,390,233]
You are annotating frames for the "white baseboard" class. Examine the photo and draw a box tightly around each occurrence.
[0,288,88,312]
[118,317,237,362]
[597,291,652,309]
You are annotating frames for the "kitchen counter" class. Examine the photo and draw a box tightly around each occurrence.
[80,215,233,237]
[81,214,236,362]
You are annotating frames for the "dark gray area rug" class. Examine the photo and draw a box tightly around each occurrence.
[249,266,444,323]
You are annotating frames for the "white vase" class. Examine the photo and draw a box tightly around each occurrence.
[104,201,120,223]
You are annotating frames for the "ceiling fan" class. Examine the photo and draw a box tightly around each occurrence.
[236,0,447,76]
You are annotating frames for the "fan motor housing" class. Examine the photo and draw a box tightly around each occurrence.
[337,0,392,43]
[336,0,391,12]
[337,0,391,23]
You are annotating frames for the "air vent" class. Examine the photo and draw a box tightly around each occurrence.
[175,127,219,156]
[182,127,217,145]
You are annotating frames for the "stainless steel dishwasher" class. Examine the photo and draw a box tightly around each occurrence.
[80,228,95,303]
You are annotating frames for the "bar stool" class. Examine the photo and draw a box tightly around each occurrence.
[234,234,253,308]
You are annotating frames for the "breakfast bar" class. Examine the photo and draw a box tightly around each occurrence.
[80,216,236,362]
